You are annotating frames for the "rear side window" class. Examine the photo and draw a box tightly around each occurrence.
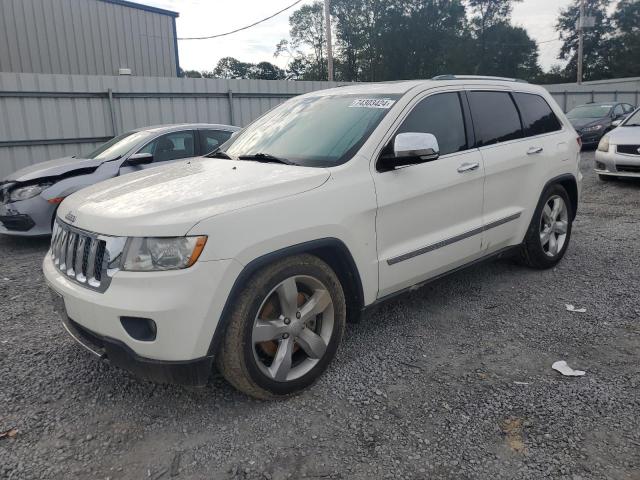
[200,129,234,155]
[468,91,523,147]
[395,92,467,156]
[513,93,562,137]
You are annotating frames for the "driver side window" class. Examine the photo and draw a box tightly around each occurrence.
[394,92,468,156]
[613,105,624,117]
[137,131,196,162]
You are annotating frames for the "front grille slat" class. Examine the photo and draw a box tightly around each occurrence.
[66,232,78,275]
[49,219,123,293]
[59,230,69,270]
[74,236,87,282]
[86,238,99,283]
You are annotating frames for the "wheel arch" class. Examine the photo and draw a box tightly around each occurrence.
[207,238,365,357]
[545,173,578,220]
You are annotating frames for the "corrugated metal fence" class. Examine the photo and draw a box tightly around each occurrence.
[0,72,348,178]
[1,72,639,179]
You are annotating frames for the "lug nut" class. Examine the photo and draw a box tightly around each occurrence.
[296,311,301,319]
[282,333,290,339]
[284,318,291,325]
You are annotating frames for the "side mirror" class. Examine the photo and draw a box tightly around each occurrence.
[378,132,440,171]
[125,153,153,166]
[612,119,622,127]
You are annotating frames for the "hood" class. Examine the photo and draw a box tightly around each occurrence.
[5,156,104,182]
[568,117,606,130]
[606,125,640,145]
[58,158,330,237]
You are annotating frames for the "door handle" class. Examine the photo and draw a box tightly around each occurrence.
[527,146,544,155]
[457,162,480,173]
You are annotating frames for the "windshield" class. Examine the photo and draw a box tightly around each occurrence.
[622,108,640,126]
[566,105,612,119]
[222,94,401,167]
[83,131,154,161]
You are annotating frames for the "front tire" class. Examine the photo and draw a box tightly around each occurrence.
[519,184,573,269]
[216,254,346,400]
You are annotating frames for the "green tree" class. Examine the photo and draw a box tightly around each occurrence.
[213,57,254,79]
[182,70,202,78]
[467,0,522,71]
[276,2,327,80]
[609,0,640,78]
[249,62,286,80]
[556,0,614,81]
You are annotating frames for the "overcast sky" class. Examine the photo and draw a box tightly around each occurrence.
[144,0,575,73]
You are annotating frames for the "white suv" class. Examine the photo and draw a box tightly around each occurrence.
[44,76,581,399]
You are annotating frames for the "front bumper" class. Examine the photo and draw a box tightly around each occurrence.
[595,146,640,177]
[0,196,56,236]
[578,130,605,146]
[44,252,243,369]
[61,312,213,385]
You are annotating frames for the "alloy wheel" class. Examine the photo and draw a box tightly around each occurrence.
[251,275,334,382]
[539,195,569,257]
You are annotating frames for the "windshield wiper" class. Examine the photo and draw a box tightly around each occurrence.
[623,123,640,127]
[238,153,298,166]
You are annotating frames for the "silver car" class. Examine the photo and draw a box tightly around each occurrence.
[0,123,239,236]
[595,108,640,181]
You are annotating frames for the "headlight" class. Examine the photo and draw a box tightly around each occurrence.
[9,183,51,202]
[122,236,207,271]
[597,135,610,152]
[582,124,603,132]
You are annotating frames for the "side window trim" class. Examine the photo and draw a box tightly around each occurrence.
[459,91,476,150]
[195,129,204,157]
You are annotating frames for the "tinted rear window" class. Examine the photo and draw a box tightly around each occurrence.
[468,91,523,147]
[513,93,562,137]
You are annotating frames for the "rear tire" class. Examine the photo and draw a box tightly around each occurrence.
[519,184,573,269]
[216,254,346,400]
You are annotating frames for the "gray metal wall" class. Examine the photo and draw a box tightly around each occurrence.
[546,77,640,112]
[0,0,178,78]
[1,71,639,179]
[0,72,348,179]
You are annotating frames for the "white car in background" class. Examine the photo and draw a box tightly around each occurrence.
[44,76,581,399]
[595,107,640,180]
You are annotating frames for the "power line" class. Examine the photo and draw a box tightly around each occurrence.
[178,0,305,41]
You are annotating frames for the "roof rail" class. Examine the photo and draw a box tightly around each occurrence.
[432,75,529,84]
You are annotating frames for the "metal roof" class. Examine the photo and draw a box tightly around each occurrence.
[99,0,179,17]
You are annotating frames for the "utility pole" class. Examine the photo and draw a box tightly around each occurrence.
[324,0,334,81]
[577,0,585,84]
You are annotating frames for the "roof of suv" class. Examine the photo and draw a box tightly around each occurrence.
[312,76,543,97]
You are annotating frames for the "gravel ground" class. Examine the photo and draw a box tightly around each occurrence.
[1,150,639,480]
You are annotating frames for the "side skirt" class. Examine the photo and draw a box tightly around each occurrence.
[365,244,520,311]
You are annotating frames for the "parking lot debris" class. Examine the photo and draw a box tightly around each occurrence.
[0,428,18,439]
[514,381,530,385]
[552,360,586,377]
[170,452,181,477]
[565,304,587,313]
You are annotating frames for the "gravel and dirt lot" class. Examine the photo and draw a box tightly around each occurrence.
[1,151,639,480]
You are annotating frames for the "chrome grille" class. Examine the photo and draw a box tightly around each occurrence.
[617,144,640,156]
[50,220,127,293]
